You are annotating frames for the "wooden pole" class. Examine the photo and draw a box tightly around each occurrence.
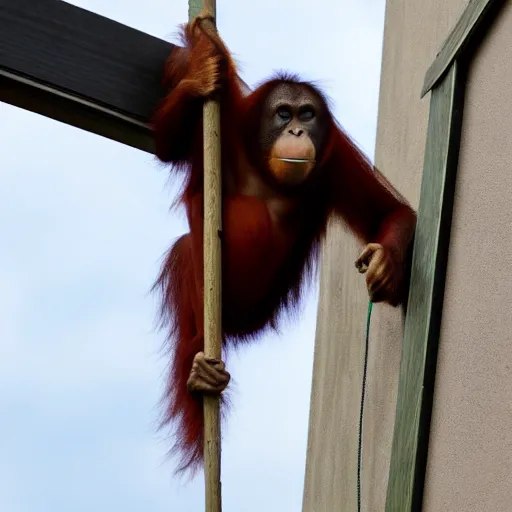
[194,0,223,510]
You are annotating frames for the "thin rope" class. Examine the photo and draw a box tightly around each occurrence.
[357,300,373,512]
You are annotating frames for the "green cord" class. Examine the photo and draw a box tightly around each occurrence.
[366,300,373,334]
[357,300,373,512]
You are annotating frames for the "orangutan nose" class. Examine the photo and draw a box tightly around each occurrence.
[288,128,304,137]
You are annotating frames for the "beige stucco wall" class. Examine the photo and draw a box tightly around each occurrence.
[302,0,468,510]
[422,3,512,511]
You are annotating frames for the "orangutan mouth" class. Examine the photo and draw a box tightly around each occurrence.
[278,158,316,163]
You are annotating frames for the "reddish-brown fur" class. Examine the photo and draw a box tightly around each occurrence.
[151,19,416,474]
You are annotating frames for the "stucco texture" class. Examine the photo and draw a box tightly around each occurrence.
[302,1,468,510]
[423,3,512,510]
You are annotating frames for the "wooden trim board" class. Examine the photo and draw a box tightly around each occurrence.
[421,0,506,97]
[385,61,466,511]
[387,0,508,509]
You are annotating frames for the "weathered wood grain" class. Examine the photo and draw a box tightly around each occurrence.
[386,62,466,511]
[198,0,223,509]
[421,0,505,97]
[189,0,203,19]
[0,0,174,152]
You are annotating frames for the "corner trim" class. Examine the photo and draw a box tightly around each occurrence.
[421,0,505,97]
[386,61,466,511]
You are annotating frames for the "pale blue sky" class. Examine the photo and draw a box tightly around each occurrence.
[0,1,385,510]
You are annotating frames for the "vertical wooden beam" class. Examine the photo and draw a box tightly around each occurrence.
[385,62,466,511]
[190,0,223,510]
[189,0,203,20]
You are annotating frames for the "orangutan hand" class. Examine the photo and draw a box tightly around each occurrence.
[186,351,231,396]
[355,243,396,303]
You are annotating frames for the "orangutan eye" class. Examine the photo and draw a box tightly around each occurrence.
[276,106,292,121]
[299,106,315,121]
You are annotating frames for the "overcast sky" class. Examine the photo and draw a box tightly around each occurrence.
[0,1,385,510]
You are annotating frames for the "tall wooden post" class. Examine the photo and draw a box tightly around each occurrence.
[188,0,223,511]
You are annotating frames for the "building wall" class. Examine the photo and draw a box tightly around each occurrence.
[302,0,468,510]
[423,3,512,510]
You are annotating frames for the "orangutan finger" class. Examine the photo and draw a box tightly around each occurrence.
[370,273,392,297]
[191,365,219,386]
[355,243,381,271]
[205,358,226,372]
[366,259,387,286]
[189,379,227,395]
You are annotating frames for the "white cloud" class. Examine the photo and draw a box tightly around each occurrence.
[0,1,385,510]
